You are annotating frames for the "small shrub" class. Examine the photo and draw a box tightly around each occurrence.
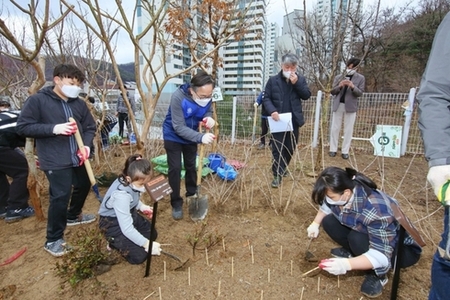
[55,228,115,287]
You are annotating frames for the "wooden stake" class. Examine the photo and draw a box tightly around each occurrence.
[290,260,293,276]
[188,267,191,286]
[163,261,166,281]
[222,237,226,251]
[317,276,320,293]
[143,291,155,300]
[301,266,320,277]
[247,239,250,250]
[159,287,162,300]
[205,247,209,266]
[280,245,283,261]
[261,290,263,300]
[268,269,270,282]
[251,245,254,264]
[300,287,304,300]
[232,257,235,276]
[338,275,340,288]
[218,280,221,297]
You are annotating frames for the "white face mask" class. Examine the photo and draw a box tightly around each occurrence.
[282,71,291,79]
[346,69,356,76]
[194,98,211,107]
[325,195,348,206]
[131,184,146,193]
[61,84,81,98]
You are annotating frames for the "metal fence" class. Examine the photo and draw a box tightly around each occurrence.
[145,89,424,155]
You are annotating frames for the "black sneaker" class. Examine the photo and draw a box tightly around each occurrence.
[271,176,281,188]
[360,272,388,298]
[5,206,35,223]
[330,247,353,258]
[0,206,6,219]
[329,151,337,157]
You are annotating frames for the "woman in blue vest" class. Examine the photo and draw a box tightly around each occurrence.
[163,71,216,220]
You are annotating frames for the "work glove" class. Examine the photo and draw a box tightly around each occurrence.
[307,221,320,238]
[253,102,259,108]
[201,133,215,145]
[139,204,153,219]
[76,146,90,166]
[53,121,78,135]
[319,258,351,275]
[202,117,216,129]
[427,165,450,204]
[144,241,162,255]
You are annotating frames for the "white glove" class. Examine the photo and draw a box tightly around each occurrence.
[253,102,259,108]
[139,204,153,219]
[144,241,162,255]
[307,221,320,238]
[427,165,450,198]
[202,117,216,129]
[53,121,78,135]
[319,258,351,275]
[201,133,215,145]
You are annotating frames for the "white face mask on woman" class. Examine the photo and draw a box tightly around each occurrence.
[61,84,81,98]
[131,184,146,193]
[346,69,356,76]
[325,195,348,206]
[194,98,211,107]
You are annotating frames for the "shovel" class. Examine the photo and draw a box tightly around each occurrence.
[188,122,209,222]
[305,238,318,262]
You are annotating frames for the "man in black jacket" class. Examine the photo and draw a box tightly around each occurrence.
[263,53,311,188]
[0,105,35,222]
[17,64,97,257]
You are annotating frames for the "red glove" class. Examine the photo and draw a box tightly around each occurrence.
[77,146,90,166]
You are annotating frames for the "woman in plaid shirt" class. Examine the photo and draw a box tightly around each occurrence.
[307,167,422,298]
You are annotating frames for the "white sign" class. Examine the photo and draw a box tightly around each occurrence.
[212,87,223,102]
[370,125,402,158]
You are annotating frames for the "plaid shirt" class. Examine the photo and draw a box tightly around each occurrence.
[320,185,421,275]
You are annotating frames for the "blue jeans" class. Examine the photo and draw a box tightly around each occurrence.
[429,206,450,300]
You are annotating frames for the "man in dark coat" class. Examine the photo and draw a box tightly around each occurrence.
[263,53,311,188]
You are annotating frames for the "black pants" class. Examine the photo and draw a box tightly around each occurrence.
[164,140,197,209]
[117,112,129,138]
[44,166,91,243]
[260,117,269,145]
[99,211,157,264]
[0,147,30,210]
[270,126,299,177]
[322,214,421,269]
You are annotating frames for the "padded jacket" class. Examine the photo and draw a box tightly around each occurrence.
[262,71,311,127]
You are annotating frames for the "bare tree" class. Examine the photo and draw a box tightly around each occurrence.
[0,0,72,220]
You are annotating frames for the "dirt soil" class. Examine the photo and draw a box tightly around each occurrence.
[0,142,441,300]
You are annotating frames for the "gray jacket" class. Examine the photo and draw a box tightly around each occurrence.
[331,72,365,113]
[417,12,450,167]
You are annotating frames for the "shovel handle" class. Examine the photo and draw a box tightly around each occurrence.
[68,117,96,186]
[197,122,208,186]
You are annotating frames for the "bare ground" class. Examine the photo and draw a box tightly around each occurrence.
[0,142,439,300]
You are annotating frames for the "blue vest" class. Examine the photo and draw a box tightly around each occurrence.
[163,97,211,144]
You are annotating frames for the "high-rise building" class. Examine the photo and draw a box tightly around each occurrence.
[274,9,304,72]
[219,0,267,96]
[263,22,280,83]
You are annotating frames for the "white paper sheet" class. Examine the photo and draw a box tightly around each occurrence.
[267,112,293,133]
